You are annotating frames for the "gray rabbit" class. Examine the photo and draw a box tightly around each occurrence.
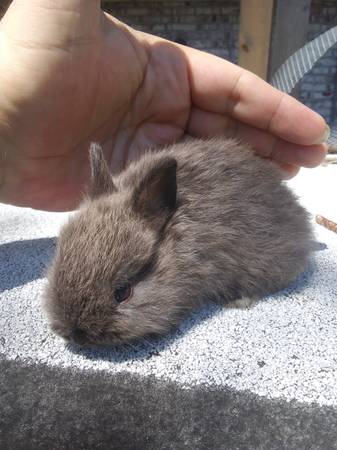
[43,138,313,346]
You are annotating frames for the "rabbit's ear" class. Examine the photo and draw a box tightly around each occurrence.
[132,158,177,229]
[88,143,116,199]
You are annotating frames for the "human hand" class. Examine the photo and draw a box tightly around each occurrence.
[0,0,328,211]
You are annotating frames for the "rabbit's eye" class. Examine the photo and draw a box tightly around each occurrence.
[114,283,133,304]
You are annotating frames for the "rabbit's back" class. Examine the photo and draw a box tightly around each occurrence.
[167,138,312,302]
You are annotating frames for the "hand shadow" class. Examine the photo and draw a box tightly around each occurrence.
[0,237,56,293]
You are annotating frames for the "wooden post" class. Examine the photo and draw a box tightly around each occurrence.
[238,0,274,80]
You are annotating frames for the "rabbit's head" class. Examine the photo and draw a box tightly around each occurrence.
[43,144,180,346]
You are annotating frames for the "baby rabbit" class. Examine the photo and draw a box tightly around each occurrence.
[43,138,313,346]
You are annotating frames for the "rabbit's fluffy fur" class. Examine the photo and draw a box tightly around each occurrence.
[43,138,313,345]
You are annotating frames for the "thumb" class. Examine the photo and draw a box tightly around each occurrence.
[1,0,102,47]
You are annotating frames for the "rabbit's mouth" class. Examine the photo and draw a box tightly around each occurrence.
[49,321,92,346]
[68,327,88,346]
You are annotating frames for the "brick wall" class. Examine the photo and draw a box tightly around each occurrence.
[102,1,240,61]
[103,0,337,127]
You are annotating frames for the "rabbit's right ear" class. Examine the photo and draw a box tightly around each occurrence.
[88,143,116,199]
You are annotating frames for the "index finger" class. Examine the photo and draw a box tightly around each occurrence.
[183,46,328,146]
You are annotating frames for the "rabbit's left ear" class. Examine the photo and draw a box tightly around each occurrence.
[88,143,116,199]
[132,157,177,230]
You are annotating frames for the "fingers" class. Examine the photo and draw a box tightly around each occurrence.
[227,72,328,146]
[181,46,328,146]
[233,118,327,167]
[188,108,327,169]
[277,163,300,179]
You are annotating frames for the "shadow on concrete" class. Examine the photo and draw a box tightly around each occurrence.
[0,238,56,293]
[1,356,337,450]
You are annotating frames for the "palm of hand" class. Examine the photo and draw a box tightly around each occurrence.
[0,4,192,210]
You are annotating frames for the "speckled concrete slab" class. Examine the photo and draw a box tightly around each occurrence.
[1,165,337,449]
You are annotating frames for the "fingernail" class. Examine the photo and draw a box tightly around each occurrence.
[316,124,330,144]
[324,124,330,141]
[301,144,328,168]
[278,163,300,179]
[322,142,329,154]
